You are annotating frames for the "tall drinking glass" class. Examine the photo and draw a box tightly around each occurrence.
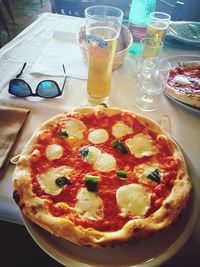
[85,5,123,104]
[146,12,171,46]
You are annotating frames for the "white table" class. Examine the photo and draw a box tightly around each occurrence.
[0,13,200,267]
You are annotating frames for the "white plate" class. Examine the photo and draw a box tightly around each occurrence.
[22,143,200,267]
[164,55,200,114]
[164,55,200,67]
[165,92,200,114]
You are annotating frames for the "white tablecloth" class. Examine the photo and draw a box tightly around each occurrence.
[0,12,200,267]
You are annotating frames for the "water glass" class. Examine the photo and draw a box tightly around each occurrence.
[85,5,123,104]
[136,37,163,83]
[135,58,171,112]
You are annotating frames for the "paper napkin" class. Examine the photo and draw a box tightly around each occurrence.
[30,30,88,80]
[0,106,30,177]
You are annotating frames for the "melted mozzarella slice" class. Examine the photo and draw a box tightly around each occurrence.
[174,75,190,85]
[116,184,151,216]
[75,188,103,220]
[112,121,133,138]
[63,118,86,139]
[37,166,73,195]
[125,133,158,158]
[94,153,116,172]
[45,144,63,160]
[88,129,109,144]
[83,146,102,165]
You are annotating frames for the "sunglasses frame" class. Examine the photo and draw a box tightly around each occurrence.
[9,63,66,98]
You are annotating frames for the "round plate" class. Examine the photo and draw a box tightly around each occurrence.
[166,22,200,46]
[165,92,200,114]
[164,55,200,67]
[22,144,200,267]
[164,55,200,114]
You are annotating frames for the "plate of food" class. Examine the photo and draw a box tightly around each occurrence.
[164,55,200,113]
[166,22,200,46]
[12,106,199,266]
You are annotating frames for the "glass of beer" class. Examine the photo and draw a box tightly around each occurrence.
[146,12,171,46]
[85,5,123,104]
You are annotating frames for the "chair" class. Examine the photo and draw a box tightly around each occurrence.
[156,0,184,21]
[2,0,15,23]
[0,5,9,35]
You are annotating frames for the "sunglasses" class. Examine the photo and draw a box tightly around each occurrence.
[9,63,66,98]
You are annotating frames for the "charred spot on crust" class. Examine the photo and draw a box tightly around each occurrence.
[13,190,20,205]
[31,206,38,214]
[133,227,140,233]
[30,204,43,214]
[100,103,108,108]
[164,203,171,209]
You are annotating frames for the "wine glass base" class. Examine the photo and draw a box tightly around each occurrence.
[135,95,158,112]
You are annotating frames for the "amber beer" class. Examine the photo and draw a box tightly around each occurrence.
[87,26,117,103]
[144,12,171,58]
[146,22,168,45]
[85,5,123,104]
[143,24,166,59]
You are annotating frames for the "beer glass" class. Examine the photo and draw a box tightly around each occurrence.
[85,5,123,104]
[146,12,171,46]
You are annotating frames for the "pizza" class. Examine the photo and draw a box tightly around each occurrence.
[12,106,192,247]
[165,61,200,108]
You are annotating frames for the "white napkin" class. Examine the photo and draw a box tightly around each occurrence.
[30,30,88,80]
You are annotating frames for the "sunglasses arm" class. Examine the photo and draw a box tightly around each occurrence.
[16,63,27,78]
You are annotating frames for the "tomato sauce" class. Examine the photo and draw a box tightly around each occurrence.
[168,65,200,95]
[30,112,179,231]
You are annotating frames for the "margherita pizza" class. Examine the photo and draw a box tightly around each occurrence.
[165,61,200,108]
[12,106,192,247]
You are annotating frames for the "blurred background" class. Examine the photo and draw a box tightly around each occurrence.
[0,0,200,47]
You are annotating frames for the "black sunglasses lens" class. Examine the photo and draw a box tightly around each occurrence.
[37,81,60,98]
[9,80,31,97]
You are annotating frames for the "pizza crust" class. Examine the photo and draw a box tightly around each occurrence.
[165,61,200,108]
[12,105,192,247]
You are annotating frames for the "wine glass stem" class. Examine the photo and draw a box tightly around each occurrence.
[143,94,153,103]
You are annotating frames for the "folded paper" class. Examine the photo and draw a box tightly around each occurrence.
[0,106,30,177]
[31,30,88,80]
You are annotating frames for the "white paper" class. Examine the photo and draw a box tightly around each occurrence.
[31,30,88,80]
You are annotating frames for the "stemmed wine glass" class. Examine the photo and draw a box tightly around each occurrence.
[135,58,171,112]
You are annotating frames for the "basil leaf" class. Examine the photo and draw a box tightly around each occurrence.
[147,169,160,183]
[116,170,128,179]
[60,130,68,137]
[55,176,71,187]
[85,175,101,182]
[112,140,128,154]
[85,175,101,192]
[80,146,89,158]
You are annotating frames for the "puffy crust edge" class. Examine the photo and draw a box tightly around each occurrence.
[12,106,192,247]
[165,84,200,108]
